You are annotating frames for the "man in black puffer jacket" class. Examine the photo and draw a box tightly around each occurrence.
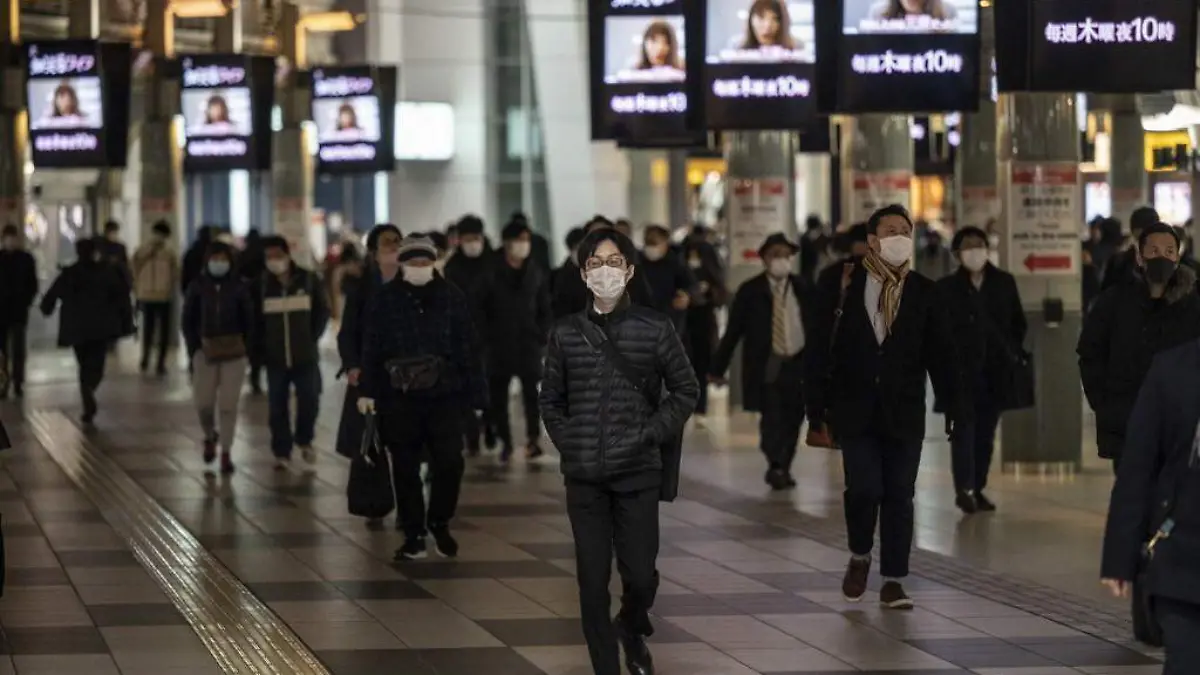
[540,229,699,675]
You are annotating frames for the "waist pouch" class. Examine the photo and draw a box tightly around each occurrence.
[202,335,246,362]
[384,355,443,392]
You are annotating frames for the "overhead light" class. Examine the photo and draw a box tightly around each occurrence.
[170,0,231,19]
[299,11,361,33]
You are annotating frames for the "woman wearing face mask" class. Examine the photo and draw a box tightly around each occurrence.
[935,227,1026,514]
[182,242,255,474]
[1079,223,1200,477]
[711,234,814,488]
[805,204,967,610]
[336,224,401,464]
[443,215,495,455]
[539,228,698,675]
[682,238,727,415]
[358,235,487,561]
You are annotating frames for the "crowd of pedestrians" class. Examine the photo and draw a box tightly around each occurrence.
[6,200,1200,673]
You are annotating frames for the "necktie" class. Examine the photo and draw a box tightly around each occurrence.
[772,283,788,355]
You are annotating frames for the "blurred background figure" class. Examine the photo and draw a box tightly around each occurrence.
[0,224,38,399]
[131,220,179,375]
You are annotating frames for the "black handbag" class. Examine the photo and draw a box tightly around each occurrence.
[346,413,395,520]
[384,355,443,392]
[335,385,366,459]
[571,316,684,502]
[1132,445,1195,646]
[976,297,1035,411]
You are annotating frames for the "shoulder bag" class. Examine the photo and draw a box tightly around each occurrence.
[346,412,395,520]
[805,263,855,450]
[975,293,1035,411]
[571,315,684,502]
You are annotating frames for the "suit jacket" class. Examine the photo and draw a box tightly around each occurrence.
[805,263,967,441]
[711,273,816,412]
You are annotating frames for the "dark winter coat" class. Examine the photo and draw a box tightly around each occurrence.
[934,264,1027,408]
[252,265,329,369]
[0,249,38,325]
[805,263,967,441]
[476,260,553,367]
[637,253,696,333]
[337,267,387,373]
[710,273,816,412]
[1101,339,1200,606]
[360,276,488,408]
[540,302,699,483]
[1078,265,1200,460]
[182,273,255,357]
[40,260,131,348]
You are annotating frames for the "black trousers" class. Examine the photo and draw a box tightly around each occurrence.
[380,399,465,538]
[949,384,1001,493]
[1,319,27,391]
[488,359,540,448]
[73,340,109,418]
[139,301,171,370]
[759,358,805,473]
[841,434,923,578]
[567,481,660,675]
[463,408,482,452]
[1158,597,1200,675]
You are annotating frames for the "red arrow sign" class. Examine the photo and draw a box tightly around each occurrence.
[1024,254,1072,272]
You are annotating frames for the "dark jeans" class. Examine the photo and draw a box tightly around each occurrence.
[1158,597,1200,675]
[463,408,482,453]
[1,319,28,391]
[566,481,660,675]
[949,388,1001,493]
[248,352,264,392]
[759,358,805,473]
[841,434,923,578]
[73,340,108,418]
[139,301,171,370]
[266,362,320,457]
[380,398,465,538]
[488,360,540,448]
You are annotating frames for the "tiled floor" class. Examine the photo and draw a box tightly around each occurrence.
[0,349,1167,674]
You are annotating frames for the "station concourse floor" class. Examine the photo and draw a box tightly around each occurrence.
[0,348,1165,675]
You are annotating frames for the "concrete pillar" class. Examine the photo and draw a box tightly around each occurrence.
[667,150,689,229]
[997,93,1082,475]
[723,131,797,408]
[957,4,998,234]
[71,0,125,233]
[0,0,25,229]
[841,115,913,225]
[627,151,669,228]
[274,2,315,268]
[1106,96,1147,226]
[139,0,183,247]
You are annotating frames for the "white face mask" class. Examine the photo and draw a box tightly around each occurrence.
[688,257,702,269]
[508,240,531,260]
[462,240,484,258]
[585,266,629,300]
[767,257,792,278]
[403,264,435,286]
[879,235,914,266]
[960,248,989,272]
[643,245,667,262]
[266,258,290,276]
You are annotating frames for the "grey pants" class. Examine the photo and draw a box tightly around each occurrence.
[193,354,246,454]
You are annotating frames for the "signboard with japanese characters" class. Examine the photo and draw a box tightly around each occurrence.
[849,171,911,224]
[1007,162,1081,276]
[727,178,788,263]
[1029,1,1197,93]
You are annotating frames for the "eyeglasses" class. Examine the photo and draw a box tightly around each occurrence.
[584,255,627,271]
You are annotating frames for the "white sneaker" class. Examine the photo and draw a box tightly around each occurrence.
[300,445,318,466]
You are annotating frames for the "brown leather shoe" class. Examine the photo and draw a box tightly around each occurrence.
[880,580,914,610]
[842,556,871,602]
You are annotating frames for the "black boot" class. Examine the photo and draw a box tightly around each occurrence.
[616,617,654,675]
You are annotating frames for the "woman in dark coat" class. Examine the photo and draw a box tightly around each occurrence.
[336,224,402,459]
[1101,339,1200,672]
[682,239,726,414]
[40,237,132,425]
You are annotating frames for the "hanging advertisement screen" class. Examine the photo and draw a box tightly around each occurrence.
[703,0,817,130]
[180,55,275,172]
[311,65,397,174]
[817,0,980,113]
[1026,0,1197,93]
[588,0,706,145]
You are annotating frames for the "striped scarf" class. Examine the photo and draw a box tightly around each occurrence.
[862,251,909,336]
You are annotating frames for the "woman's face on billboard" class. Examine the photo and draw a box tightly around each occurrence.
[899,0,925,14]
[55,88,77,115]
[338,107,356,129]
[644,32,670,66]
[751,9,782,45]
